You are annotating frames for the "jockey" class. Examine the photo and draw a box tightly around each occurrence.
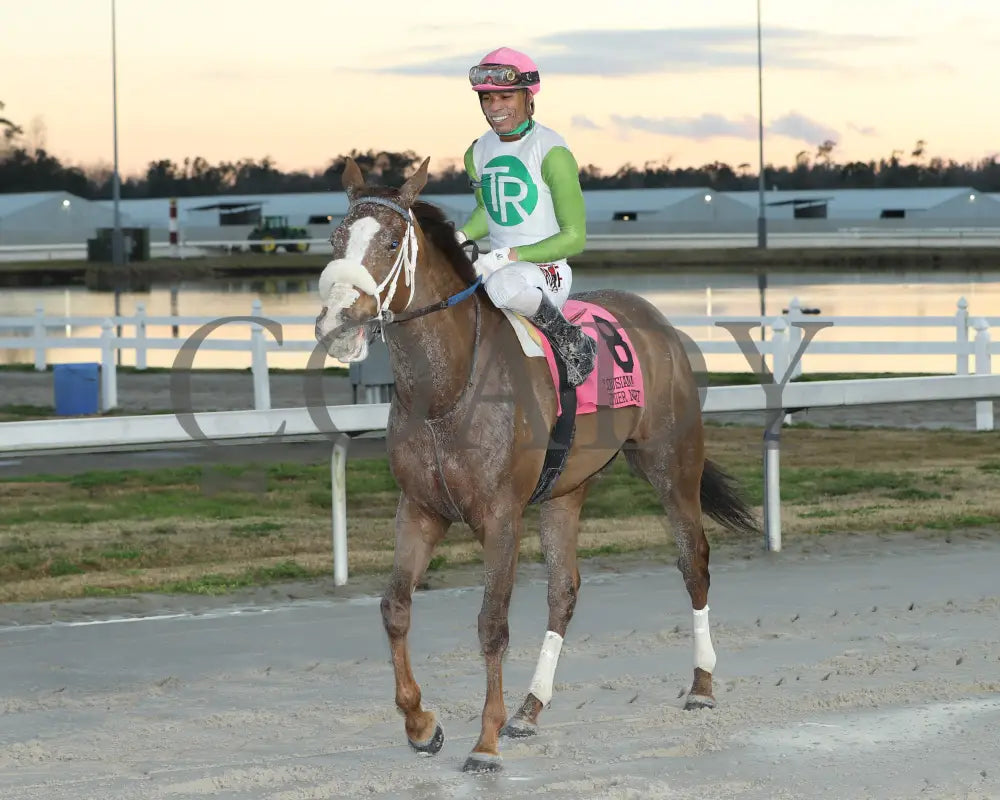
[455,47,597,387]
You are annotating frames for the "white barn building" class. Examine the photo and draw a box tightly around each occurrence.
[0,191,140,246]
[723,186,997,224]
[0,185,998,247]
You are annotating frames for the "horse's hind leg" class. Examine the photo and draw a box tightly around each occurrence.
[502,481,588,738]
[624,439,717,710]
[381,493,450,754]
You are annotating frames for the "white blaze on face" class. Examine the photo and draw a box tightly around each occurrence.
[316,216,381,361]
[318,216,381,305]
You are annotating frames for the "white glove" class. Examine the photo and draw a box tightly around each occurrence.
[475,247,513,277]
[455,229,469,246]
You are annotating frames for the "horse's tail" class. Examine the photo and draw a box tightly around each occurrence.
[700,459,760,536]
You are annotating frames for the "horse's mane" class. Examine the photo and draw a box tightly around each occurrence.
[356,187,480,287]
[413,200,481,286]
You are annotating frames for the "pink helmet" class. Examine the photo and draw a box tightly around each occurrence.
[469,47,541,95]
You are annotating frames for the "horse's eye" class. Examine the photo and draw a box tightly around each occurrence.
[389,240,399,250]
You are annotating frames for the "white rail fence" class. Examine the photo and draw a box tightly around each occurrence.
[1,297,997,429]
[2,374,999,583]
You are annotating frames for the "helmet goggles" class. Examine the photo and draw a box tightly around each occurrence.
[469,64,539,90]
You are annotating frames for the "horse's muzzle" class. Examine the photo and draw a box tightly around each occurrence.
[314,307,329,340]
[315,305,370,362]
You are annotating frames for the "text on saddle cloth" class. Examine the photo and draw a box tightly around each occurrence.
[510,300,646,417]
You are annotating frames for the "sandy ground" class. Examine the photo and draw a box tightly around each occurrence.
[0,529,998,800]
[2,370,998,797]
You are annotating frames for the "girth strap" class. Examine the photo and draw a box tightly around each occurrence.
[527,343,578,505]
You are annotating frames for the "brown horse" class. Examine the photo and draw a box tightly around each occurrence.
[314,157,759,773]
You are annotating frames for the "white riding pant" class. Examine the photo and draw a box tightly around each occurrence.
[484,261,571,316]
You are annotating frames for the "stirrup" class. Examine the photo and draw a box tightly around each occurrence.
[529,296,597,387]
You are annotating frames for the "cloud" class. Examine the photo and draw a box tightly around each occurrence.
[607,111,839,146]
[848,122,879,137]
[571,115,602,131]
[768,112,839,145]
[611,113,757,140]
[377,27,903,78]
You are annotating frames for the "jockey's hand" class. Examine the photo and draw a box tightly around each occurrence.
[475,247,513,277]
[454,229,469,246]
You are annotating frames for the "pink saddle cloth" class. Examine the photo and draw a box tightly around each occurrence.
[535,299,646,416]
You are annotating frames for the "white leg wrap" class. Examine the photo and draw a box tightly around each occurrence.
[527,630,563,706]
[693,606,717,673]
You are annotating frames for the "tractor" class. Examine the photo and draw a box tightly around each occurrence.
[248,215,310,253]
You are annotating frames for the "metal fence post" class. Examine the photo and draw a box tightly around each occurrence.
[331,434,350,586]
[956,296,969,375]
[763,413,783,553]
[762,316,787,550]
[100,319,118,411]
[250,300,271,412]
[973,318,993,432]
[33,306,46,372]
[135,303,147,371]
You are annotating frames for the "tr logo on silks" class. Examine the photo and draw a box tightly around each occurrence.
[481,155,538,226]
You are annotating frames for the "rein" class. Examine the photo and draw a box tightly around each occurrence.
[380,271,482,327]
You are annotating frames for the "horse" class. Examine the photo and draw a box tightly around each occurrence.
[314,156,759,773]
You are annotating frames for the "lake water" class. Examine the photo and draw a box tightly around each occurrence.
[1,269,998,374]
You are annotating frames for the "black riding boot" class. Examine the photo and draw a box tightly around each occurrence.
[528,294,597,387]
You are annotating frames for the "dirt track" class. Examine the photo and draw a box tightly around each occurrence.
[1,529,997,799]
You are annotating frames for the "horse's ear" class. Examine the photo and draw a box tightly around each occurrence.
[399,157,430,207]
[341,157,364,197]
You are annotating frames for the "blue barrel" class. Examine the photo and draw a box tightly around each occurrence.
[53,363,100,416]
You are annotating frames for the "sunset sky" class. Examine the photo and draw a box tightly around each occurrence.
[1,0,996,180]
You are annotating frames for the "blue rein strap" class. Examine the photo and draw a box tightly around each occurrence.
[447,275,483,306]
[380,275,483,326]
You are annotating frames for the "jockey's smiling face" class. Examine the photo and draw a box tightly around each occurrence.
[479,89,529,135]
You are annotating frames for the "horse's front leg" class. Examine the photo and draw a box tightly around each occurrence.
[502,482,588,738]
[381,493,450,754]
[463,510,522,773]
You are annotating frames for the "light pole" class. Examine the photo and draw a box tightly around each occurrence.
[756,0,767,249]
[111,0,123,268]
[110,0,124,365]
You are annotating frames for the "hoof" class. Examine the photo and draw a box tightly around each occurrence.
[684,693,716,711]
[462,752,503,773]
[408,723,444,755]
[500,716,538,738]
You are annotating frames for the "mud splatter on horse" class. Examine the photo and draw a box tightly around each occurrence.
[314,157,759,772]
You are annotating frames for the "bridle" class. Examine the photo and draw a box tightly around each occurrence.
[328,193,485,441]
[341,195,482,340]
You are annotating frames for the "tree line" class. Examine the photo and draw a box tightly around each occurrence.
[2,105,999,197]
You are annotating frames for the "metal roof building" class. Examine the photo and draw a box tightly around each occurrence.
[723,187,998,222]
[97,186,755,236]
[0,191,140,245]
[1,185,998,246]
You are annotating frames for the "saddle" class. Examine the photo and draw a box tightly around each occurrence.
[501,303,646,504]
